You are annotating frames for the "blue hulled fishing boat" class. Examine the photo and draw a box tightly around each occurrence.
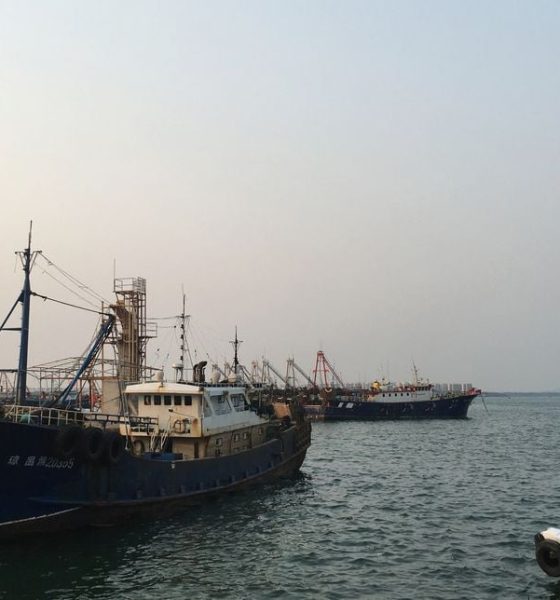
[303,351,480,421]
[304,383,479,421]
[0,228,311,538]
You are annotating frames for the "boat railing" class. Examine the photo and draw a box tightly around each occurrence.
[2,404,159,431]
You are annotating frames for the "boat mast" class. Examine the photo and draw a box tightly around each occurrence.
[178,293,188,382]
[172,291,194,383]
[16,222,39,404]
[412,360,419,385]
[230,326,242,377]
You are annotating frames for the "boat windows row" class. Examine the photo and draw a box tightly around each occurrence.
[143,395,193,406]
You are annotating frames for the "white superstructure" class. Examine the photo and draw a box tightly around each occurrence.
[121,380,271,459]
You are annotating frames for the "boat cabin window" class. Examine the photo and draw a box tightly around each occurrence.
[154,395,162,406]
[203,397,213,416]
[231,394,247,412]
[210,394,232,415]
[144,395,152,405]
[173,397,182,406]
[184,395,192,406]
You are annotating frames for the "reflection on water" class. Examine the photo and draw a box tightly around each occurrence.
[0,396,559,599]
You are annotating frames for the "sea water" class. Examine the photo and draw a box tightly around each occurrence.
[1,395,559,600]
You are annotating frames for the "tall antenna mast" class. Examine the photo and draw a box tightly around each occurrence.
[172,290,192,383]
[15,221,40,404]
[412,360,419,385]
[230,326,243,375]
[178,292,188,382]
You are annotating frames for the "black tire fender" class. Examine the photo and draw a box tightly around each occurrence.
[536,536,560,577]
[79,427,105,462]
[54,426,83,460]
[102,431,125,465]
[132,439,146,456]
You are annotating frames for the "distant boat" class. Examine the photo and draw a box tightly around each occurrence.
[303,353,480,421]
[0,228,311,538]
[304,380,480,421]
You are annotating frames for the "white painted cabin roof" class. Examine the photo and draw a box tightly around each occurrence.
[125,381,202,395]
[124,381,246,395]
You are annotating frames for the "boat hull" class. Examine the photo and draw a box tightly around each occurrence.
[0,419,311,539]
[305,393,477,421]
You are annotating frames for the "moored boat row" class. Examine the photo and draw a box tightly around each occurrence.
[248,351,481,422]
[0,227,482,539]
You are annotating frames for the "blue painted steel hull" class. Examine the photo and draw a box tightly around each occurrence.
[0,419,311,538]
[305,393,477,421]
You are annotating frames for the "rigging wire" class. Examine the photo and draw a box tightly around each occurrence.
[149,316,178,321]
[188,320,214,364]
[184,316,195,370]
[39,253,110,305]
[30,292,112,317]
[152,313,196,371]
[480,393,491,415]
[34,261,101,310]
[151,323,181,375]
[189,319,239,370]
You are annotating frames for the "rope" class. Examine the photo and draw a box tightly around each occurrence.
[38,253,110,305]
[30,292,112,317]
[34,262,100,309]
[149,316,177,321]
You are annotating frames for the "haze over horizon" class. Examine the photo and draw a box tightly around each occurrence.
[1,1,559,393]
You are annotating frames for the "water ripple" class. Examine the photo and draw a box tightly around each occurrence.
[1,396,560,599]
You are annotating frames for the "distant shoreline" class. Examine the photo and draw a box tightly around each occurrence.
[484,392,560,397]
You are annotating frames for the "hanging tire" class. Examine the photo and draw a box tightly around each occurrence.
[79,427,105,462]
[102,431,125,465]
[132,439,146,456]
[54,426,83,460]
[173,419,186,434]
[536,535,560,577]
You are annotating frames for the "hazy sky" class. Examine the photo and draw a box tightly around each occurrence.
[1,1,559,391]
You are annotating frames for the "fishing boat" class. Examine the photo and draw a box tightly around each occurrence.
[303,351,480,420]
[305,381,480,421]
[0,228,311,538]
